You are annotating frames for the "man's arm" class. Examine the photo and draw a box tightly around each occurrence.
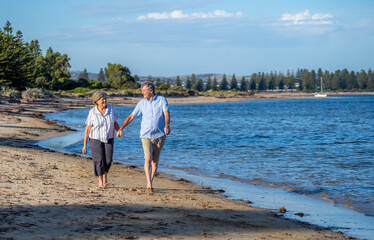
[116,114,136,137]
[164,110,170,135]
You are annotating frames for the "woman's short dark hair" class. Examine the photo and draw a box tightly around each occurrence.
[142,82,155,93]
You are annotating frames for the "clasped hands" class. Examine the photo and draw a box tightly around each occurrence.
[116,129,123,137]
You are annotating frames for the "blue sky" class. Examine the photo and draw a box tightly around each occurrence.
[1,0,373,76]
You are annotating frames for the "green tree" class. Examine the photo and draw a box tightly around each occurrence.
[34,47,71,90]
[239,76,247,91]
[230,74,238,90]
[147,75,153,83]
[268,74,275,91]
[257,73,267,91]
[367,73,374,91]
[249,74,257,90]
[340,69,349,90]
[219,74,228,90]
[191,74,197,90]
[175,75,182,86]
[104,63,134,89]
[357,70,368,90]
[212,76,218,91]
[27,39,42,82]
[185,76,192,89]
[322,70,331,91]
[347,71,358,90]
[196,79,205,92]
[278,74,285,90]
[300,70,310,91]
[288,75,295,91]
[98,68,106,82]
[206,76,212,91]
[0,21,35,89]
[317,68,323,89]
[155,78,161,88]
[331,70,340,90]
[133,74,140,87]
[78,68,89,80]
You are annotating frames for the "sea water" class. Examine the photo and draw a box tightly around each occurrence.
[39,95,374,239]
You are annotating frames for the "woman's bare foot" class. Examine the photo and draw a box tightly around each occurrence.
[103,173,108,186]
[98,176,105,188]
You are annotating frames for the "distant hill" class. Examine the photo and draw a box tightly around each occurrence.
[69,71,250,83]
[139,73,250,83]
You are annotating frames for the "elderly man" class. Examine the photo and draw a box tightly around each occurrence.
[117,82,170,191]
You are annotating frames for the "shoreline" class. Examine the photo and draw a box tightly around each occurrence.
[0,94,360,239]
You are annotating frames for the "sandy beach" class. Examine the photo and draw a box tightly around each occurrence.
[0,93,356,239]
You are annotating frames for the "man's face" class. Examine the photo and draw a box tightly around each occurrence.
[142,86,153,99]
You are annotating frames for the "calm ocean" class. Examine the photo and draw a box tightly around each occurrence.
[39,95,374,239]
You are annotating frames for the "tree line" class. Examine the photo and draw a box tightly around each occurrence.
[166,69,374,93]
[0,21,137,91]
[1,21,373,93]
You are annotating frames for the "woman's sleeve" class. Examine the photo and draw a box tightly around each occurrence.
[113,107,118,122]
[85,110,94,126]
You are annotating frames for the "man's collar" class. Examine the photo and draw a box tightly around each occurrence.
[147,93,157,101]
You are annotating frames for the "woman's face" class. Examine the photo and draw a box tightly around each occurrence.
[96,97,107,109]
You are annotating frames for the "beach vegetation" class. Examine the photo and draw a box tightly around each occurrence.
[74,87,88,94]
[21,88,50,100]
[3,89,22,99]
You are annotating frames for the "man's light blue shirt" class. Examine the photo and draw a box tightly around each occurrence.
[131,94,169,139]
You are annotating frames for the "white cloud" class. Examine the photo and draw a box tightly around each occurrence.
[280,9,333,25]
[138,10,242,20]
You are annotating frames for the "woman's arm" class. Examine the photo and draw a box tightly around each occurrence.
[114,121,120,131]
[82,125,92,154]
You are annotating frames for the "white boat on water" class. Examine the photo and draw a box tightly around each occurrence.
[314,77,327,97]
[314,92,327,97]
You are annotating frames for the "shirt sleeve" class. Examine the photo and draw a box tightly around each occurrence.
[162,97,169,112]
[85,110,94,126]
[131,101,142,117]
[112,106,118,122]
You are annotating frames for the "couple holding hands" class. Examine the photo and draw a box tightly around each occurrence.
[82,82,170,191]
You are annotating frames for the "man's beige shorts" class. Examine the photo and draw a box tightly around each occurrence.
[141,135,166,162]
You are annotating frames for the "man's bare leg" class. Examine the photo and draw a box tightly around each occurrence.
[144,157,153,189]
[151,160,158,182]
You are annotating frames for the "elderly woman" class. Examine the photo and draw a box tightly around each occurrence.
[82,91,119,188]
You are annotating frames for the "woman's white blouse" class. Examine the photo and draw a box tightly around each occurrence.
[85,104,118,143]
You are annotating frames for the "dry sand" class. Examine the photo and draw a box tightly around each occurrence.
[0,94,355,239]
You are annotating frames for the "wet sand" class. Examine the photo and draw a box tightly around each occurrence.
[0,94,355,239]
